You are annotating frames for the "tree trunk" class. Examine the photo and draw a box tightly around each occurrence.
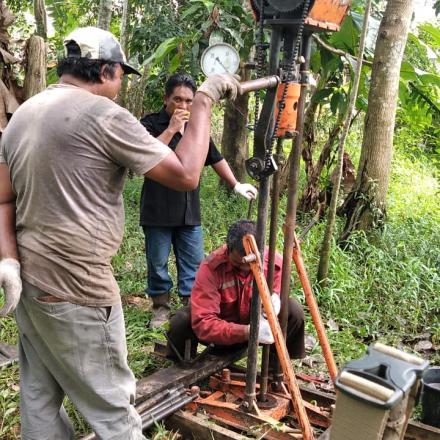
[339,0,414,242]
[117,0,130,107]
[298,120,343,212]
[130,67,149,119]
[23,35,46,100]
[301,98,319,183]
[97,0,113,31]
[317,0,371,285]
[220,66,250,184]
[33,0,47,39]
[0,0,21,130]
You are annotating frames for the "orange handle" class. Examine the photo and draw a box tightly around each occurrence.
[292,234,338,382]
[243,234,315,440]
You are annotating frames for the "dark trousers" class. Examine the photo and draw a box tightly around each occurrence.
[167,298,305,360]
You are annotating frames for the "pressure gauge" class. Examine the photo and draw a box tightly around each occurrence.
[200,43,240,76]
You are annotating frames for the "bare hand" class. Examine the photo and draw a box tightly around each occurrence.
[168,109,190,135]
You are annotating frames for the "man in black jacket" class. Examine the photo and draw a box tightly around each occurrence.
[140,73,257,328]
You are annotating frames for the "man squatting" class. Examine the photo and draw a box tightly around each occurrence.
[167,220,305,365]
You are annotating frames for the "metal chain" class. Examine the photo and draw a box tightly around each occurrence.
[253,0,266,132]
[262,0,312,172]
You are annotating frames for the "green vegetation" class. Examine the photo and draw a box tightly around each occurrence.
[1,136,439,439]
[0,1,439,438]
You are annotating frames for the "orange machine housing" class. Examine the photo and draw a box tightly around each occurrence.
[249,0,351,137]
[249,0,351,32]
[274,83,302,138]
[306,0,351,31]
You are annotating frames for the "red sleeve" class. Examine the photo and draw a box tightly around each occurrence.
[272,252,283,295]
[191,262,249,345]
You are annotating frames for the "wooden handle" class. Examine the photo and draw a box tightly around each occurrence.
[373,343,425,366]
[339,371,394,402]
[292,234,338,382]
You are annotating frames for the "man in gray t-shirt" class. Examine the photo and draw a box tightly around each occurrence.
[0,26,240,440]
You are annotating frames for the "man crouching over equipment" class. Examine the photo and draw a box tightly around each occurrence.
[0,26,240,440]
[167,220,305,362]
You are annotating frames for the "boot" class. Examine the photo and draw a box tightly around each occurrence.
[150,293,171,328]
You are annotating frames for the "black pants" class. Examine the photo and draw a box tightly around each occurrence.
[167,298,306,360]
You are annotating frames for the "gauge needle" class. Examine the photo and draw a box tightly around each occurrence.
[215,56,230,74]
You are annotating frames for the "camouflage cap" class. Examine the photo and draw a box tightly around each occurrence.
[64,26,140,76]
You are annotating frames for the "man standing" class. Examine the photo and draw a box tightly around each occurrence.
[140,73,258,328]
[167,220,305,361]
[0,27,240,440]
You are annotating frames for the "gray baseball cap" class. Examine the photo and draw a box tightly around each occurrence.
[64,26,141,76]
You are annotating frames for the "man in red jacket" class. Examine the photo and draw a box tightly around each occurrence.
[167,220,305,360]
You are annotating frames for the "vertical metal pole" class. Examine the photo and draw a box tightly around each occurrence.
[266,138,284,294]
[244,26,282,411]
[259,138,283,402]
[274,33,313,384]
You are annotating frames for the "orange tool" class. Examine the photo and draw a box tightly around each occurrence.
[292,234,338,382]
[242,234,315,440]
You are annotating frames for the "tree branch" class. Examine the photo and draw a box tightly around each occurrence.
[312,34,373,67]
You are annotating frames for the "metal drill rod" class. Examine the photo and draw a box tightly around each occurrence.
[243,22,282,415]
[80,387,187,440]
[259,138,284,402]
[276,32,313,382]
[239,75,280,94]
[141,392,198,430]
[135,385,185,414]
[140,388,187,420]
[247,199,254,219]
[244,177,270,411]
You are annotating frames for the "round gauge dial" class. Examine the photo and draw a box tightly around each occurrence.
[200,43,240,76]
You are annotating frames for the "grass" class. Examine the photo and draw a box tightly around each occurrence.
[0,128,439,438]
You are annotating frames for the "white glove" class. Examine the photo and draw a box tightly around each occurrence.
[271,293,281,316]
[233,182,258,201]
[197,74,241,102]
[262,293,281,318]
[0,258,22,316]
[258,317,274,345]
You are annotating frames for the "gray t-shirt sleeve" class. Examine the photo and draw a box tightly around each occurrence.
[100,106,171,175]
[0,140,6,164]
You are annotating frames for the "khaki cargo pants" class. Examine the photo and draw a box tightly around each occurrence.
[15,280,146,440]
